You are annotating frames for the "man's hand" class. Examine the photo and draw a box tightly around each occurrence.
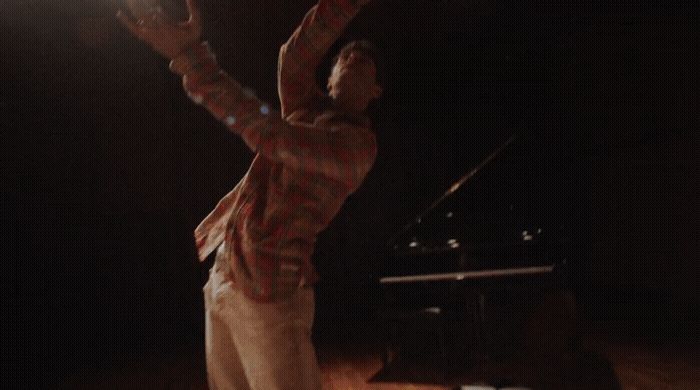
[117,0,203,60]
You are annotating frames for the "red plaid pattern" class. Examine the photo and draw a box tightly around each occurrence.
[170,0,376,301]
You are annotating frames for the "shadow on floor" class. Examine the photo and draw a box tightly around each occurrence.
[370,350,621,390]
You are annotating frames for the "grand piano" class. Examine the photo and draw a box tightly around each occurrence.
[378,134,574,372]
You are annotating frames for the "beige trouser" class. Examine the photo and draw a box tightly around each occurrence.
[204,246,321,390]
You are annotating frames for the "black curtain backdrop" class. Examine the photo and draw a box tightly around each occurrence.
[1,1,698,386]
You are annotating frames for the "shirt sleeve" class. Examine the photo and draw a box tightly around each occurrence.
[169,41,377,188]
[277,0,364,119]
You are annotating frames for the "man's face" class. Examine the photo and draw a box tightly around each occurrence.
[327,49,382,113]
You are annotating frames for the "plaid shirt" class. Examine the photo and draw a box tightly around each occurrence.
[169,0,376,301]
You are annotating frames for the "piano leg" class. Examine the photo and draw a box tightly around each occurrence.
[381,321,393,368]
[381,316,395,368]
[473,290,490,362]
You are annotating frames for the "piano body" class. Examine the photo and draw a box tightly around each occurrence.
[378,135,575,370]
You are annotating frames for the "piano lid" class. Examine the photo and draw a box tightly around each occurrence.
[389,133,561,259]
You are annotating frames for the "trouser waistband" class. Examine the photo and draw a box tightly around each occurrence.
[213,242,309,289]
[214,243,233,278]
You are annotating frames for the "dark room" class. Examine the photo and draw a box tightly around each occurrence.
[1,1,698,389]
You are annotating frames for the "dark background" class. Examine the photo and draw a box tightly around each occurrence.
[1,0,697,386]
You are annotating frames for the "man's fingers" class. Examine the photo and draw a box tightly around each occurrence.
[116,9,143,38]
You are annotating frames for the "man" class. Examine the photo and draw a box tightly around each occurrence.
[117,0,381,388]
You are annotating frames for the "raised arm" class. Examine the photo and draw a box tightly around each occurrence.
[117,0,375,184]
[170,42,376,187]
[278,0,368,118]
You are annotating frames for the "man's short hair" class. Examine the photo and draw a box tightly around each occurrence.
[334,39,385,88]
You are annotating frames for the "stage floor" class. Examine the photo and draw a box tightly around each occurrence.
[63,323,698,389]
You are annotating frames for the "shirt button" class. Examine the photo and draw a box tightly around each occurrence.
[225,115,236,126]
[259,104,270,115]
[242,87,256,98]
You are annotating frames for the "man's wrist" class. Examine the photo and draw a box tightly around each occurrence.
[169,41,214,76]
